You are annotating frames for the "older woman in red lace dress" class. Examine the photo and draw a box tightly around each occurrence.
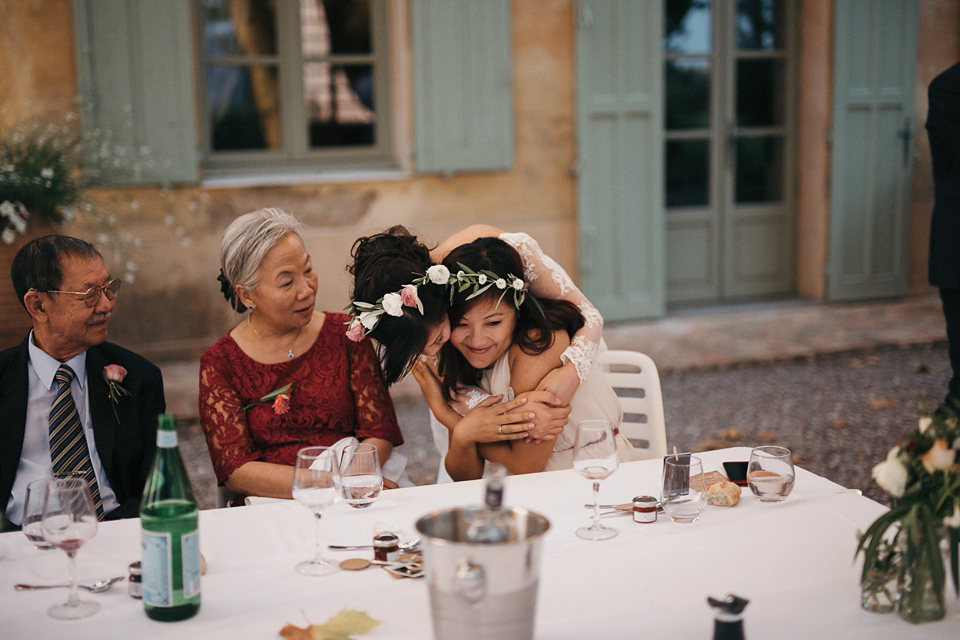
[199,208,403,502]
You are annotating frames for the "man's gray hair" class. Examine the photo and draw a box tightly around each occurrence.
[219,208,305,313]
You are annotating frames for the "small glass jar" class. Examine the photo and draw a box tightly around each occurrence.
[374,533,400,562]
[633,495,658,523]
[128,561,142,599]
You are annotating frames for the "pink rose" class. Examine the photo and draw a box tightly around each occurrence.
[401,284,419,308]
[345,322,366,342]
[104,365,128,383]
[273,393,290,415]
[921,438,957,474]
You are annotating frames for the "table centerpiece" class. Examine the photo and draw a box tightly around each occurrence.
[857,396,960,623]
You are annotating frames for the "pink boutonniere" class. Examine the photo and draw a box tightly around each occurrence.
[243,383,293,414]
[103,365,131,421]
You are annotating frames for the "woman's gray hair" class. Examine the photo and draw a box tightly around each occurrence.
[219,208,305,312]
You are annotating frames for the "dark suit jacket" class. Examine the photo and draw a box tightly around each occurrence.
[927,62,960,289]
[0,338,165,529]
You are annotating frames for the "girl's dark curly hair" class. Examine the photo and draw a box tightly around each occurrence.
[348,226,450,385]
[437,237,584,401]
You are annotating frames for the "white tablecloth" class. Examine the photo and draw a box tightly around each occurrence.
[1,447,958,638]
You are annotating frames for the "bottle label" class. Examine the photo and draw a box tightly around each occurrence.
[181,529,201,599]
[156,430,178,448]
[141,530,174,607]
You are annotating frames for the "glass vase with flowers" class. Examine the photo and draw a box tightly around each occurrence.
[856,396,960,624]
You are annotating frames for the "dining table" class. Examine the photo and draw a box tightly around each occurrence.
[1,446,958,639]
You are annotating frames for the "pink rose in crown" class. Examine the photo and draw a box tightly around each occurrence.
[401,284,419,308]
[273,392,290,415]
[345,322,366,342]
[104,364,128,382]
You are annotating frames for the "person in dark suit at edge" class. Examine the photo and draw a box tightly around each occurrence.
[0,235,165,531]
[927,62,960,412]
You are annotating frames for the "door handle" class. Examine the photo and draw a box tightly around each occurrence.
[898,117,912,167]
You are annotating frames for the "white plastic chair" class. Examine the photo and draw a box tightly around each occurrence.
[596,350,667,461]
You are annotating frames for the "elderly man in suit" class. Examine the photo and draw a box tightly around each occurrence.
[927,62,960,407]
[1,235,165,531]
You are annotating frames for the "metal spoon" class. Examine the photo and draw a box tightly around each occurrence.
[14,576,125,593]
[328,537,422,551]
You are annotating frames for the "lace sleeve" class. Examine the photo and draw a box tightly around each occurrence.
[348,335,404,445]
[446,384,515,417]
[198,347,260,485]
[499,232,603,382]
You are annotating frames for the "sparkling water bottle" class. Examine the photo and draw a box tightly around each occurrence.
[140,414,201,621]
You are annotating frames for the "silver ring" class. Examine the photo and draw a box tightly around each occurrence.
[498,426,503,435]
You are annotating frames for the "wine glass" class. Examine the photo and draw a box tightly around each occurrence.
[339,443,383,508]
[573,420,620,540]
[22,479,56,550]
[292,446,339,576]
[40,477,99,619]
[661,454,707,523]
[747,446,796,502]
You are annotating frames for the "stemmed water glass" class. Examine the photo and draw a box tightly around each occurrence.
[573,420,620,540]
[292,446,340,576]
[339,443,383,508]
[40,477,99,619]
[23,478,56,550]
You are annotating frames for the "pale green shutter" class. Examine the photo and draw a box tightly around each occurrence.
[827,0,917,301]
[73,0,198,185]
[412,0,513,174]
[576,0,665,319]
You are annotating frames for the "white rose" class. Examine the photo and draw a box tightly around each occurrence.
[478,273,487,285]
[426,265,450,285]
[918,416,932,433]
[495,278,507,289]
[512,278,524,291]
[945,504,960,529]
[1,228,16,244]
[41,168,54,179]
[359,310,380,329]
[0,200,13,217]
[872,448,908,497]
[382,292,404,317]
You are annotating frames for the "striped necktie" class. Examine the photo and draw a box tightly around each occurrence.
[49,364,104,520]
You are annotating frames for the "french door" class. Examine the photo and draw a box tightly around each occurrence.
[664,0,796,304]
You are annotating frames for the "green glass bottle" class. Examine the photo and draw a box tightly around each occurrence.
[140,414,201,621]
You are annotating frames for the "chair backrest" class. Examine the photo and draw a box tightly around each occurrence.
[596,350,667,461]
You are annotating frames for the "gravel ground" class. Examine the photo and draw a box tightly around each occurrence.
[659,343,951,506]
[178,343,952,510]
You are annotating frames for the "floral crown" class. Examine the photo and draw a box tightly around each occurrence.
[344,263,536,342]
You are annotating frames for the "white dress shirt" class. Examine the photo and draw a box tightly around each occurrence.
[4,332,119,525]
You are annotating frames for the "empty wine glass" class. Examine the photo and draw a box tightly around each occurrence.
[339,443,383,508]
[573,420,620,540]
[40,477,99,619]
[661,454,707,523]
[22,478,56,550]
[747,446,796,502]
[292,446,339,576]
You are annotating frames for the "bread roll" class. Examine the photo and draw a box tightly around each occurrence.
[707,480,741,507]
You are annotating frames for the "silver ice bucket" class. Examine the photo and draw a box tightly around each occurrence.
[416,506,550,640]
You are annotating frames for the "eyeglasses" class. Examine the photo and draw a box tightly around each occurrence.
[33,278,122,307]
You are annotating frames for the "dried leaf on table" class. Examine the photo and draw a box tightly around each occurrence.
[280,609,381,640]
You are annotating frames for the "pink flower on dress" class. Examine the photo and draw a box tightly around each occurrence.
[273,392,290,415]
[104,364,128,382]
[345,322,366,342]
[401,284,419,308]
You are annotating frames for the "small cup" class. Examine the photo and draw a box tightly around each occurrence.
[22,479,55,550]
[661,455,707,523]
[747,446,796,502]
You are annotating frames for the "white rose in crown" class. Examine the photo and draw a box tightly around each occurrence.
[358,311,380,329]
[871,447,908,497]
[381,292,404,317]
[426,265,450,285]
